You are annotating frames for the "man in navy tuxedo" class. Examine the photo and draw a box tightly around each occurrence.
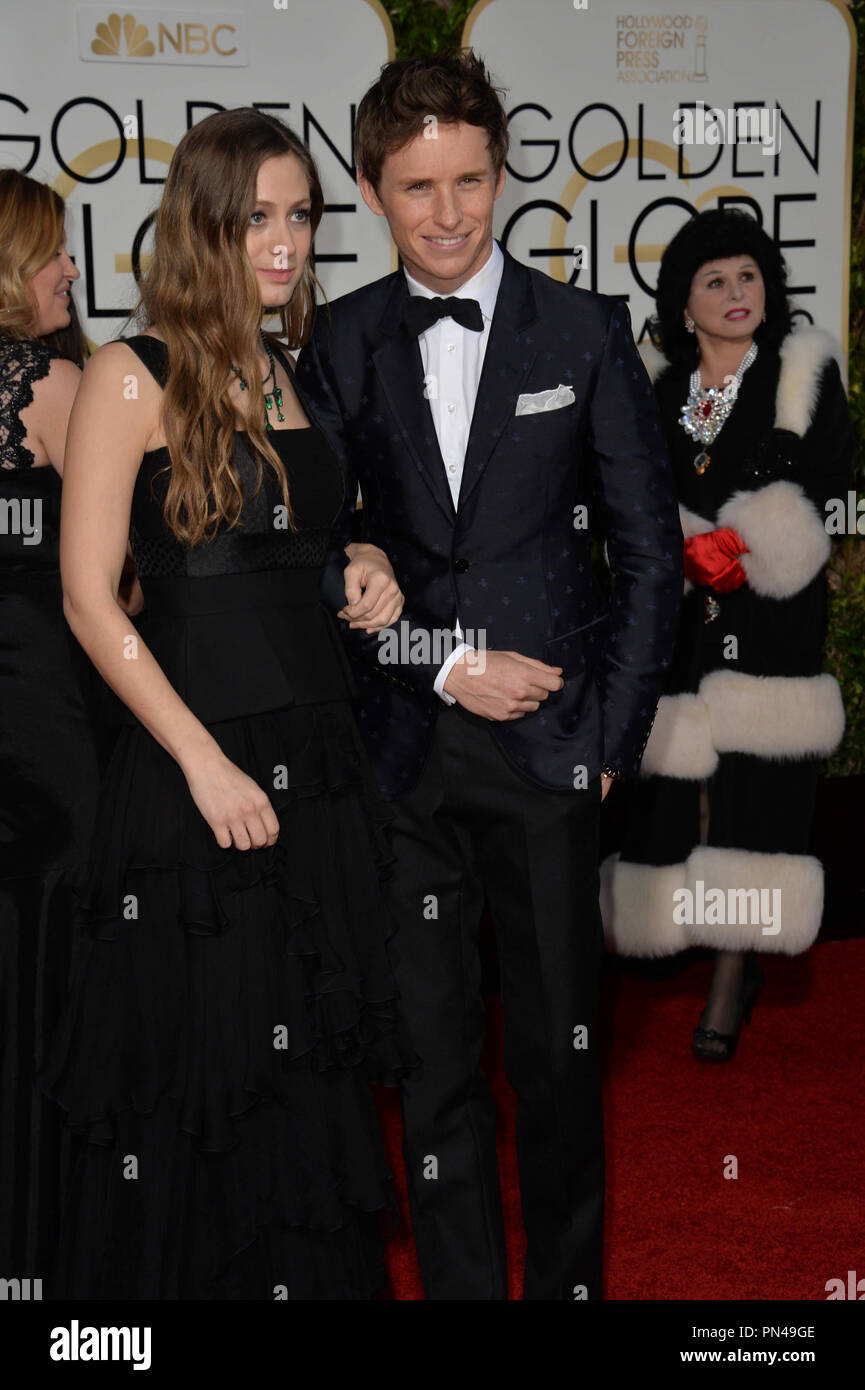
[296,51,683,1300]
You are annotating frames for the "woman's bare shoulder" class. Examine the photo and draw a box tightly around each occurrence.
[82,337,164,387]
[25,354,80,415]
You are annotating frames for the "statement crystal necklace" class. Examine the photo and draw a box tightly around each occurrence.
[229,331,285,430]
[679,342,758,474]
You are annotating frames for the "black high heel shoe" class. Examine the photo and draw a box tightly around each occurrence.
[692,957,765,1062]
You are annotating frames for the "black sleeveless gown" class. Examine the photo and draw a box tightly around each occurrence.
[0,336,103,1289]
[41,335,416,1299]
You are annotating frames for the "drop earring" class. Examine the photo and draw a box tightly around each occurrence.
[684,313,696,333]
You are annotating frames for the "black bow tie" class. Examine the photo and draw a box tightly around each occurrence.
[403,294,484,337]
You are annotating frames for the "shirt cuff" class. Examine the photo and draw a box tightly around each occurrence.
[434,641,472,705]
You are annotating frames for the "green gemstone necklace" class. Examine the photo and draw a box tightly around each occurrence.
[229,331,285,430]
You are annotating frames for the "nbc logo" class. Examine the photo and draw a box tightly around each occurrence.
[91,13,154,57]
[81,8,243,64]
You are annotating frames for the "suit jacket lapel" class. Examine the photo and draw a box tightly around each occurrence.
[372,274,457,523]
[281,349,316,416]
[326,247,541,526]
[457,248,539,512]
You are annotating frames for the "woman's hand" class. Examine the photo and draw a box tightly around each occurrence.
[337,542,404,632]
[683,527,748,593]
[183,750,280,851]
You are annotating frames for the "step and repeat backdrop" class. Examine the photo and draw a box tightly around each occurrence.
[0,0,855,352]
[0,0,395,345]
[464,0,854,355]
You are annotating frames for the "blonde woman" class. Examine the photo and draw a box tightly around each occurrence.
[42,109,416,1299]
[0,169,104,1286]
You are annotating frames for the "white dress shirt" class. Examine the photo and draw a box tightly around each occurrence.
[403,239,504,703]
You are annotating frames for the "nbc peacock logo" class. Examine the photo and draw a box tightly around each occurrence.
[80,7,245,64]
[91,13,155,58]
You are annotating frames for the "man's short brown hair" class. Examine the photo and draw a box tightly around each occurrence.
[354,49,509,191]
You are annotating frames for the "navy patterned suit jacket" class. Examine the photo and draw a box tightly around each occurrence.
[294,244,683,800]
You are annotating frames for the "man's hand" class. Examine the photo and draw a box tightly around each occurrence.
[336,542,404,632]
[443,649,564,721]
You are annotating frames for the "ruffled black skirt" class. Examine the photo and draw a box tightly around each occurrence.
[41,698,418,1299]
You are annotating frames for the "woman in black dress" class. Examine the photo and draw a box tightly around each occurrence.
[42,109,417,1298]
[0,170,107,1285]
[602,209,855,1060]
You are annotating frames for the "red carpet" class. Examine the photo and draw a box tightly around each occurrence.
[376,939,865,1299]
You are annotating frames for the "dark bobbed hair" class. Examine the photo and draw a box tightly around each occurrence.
[651,208,793,369]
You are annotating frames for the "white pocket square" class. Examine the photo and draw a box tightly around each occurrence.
[515,384,576,416]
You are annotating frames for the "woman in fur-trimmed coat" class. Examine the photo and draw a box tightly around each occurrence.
[602,208,855,1059]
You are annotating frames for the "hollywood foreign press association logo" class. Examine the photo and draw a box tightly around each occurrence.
[91,12,155,58]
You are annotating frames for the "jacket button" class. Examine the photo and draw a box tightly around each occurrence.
[454,558,469,573]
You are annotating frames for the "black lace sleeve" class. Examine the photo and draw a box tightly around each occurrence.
[0,335,61,470]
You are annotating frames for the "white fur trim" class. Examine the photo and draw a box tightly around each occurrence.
[701,670,845,759]
[684,846,823,954]
[775,327,847,435]
[638,341,670,385]
[638,328,845,431]
[640,693,719,779]
[718,480,830,598]
[679,503,713,539]
[600,853,689,956]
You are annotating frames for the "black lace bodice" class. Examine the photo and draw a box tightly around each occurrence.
[0,335,61,471]
[0,337,66,573]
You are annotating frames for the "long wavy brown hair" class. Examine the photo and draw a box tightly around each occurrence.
[133,108,325,545]
[0,169,66,339]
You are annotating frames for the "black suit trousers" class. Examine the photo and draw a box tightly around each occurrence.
[385,704,605,1300]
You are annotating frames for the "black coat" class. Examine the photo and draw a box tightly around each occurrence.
[602,328,856,958]
[641,329,854,768]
